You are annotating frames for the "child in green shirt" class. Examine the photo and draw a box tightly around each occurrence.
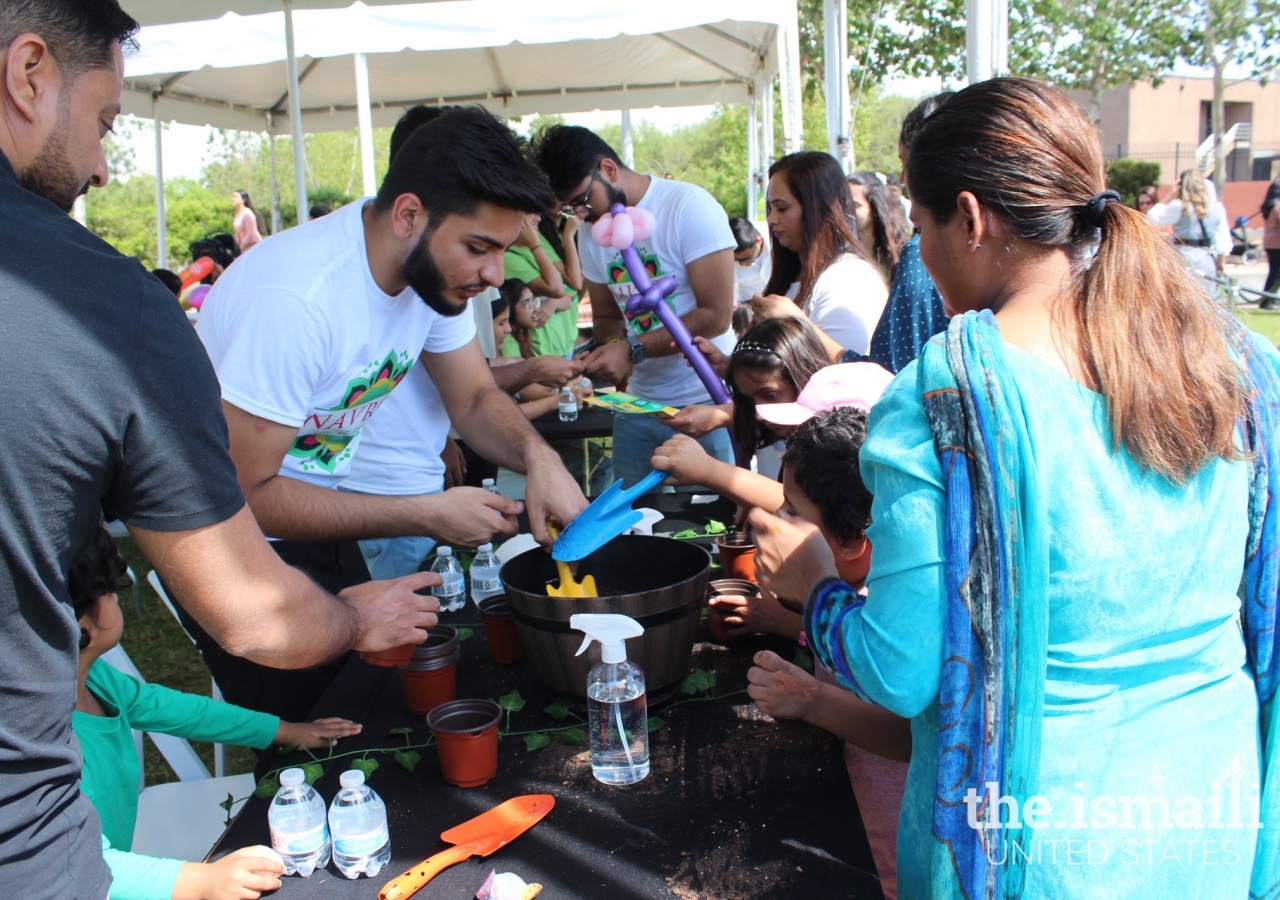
[71,525,362,900]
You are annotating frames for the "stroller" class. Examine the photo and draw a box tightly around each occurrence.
[1231,213,1265,266]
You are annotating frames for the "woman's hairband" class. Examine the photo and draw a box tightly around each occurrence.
[732,340,780,358]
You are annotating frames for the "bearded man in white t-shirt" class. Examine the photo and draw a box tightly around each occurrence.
[193,108,588,720]
[535,126,736,491]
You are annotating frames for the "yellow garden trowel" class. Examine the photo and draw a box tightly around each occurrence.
[545,522,597,597]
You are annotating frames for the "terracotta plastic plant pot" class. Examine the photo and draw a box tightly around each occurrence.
[715,533,758,583]
[478,596,526,665]
[359,644,415,668]
[397,626,460,716]
[427,699,502,788]
[706,579,761,645]
[398,664,457,716]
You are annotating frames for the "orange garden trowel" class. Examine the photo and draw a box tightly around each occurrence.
[545,522,597,597]
[378,794,555,900]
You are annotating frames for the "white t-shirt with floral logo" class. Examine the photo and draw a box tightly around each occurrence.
[579,176,736,408]
[197,199,475,498]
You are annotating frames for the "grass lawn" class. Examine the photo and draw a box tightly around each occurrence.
[1235,306,1280,346]
[115,537,258,786]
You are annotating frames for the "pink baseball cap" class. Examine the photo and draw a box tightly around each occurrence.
[756,362,894,427]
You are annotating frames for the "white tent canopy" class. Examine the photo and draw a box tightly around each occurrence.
[122,0,795,134]
[123,0,800,264]
[121,0,446,26]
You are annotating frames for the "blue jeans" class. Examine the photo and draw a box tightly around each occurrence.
[337,486,441,580]
[610,411,733,493]
[357,534,438,581]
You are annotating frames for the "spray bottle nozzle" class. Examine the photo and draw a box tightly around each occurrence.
[570,613,644,665]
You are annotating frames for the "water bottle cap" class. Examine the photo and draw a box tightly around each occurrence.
[482,478,495,486]
[279,768,305,787]
[478,543,493,552]
[438,546,452,557]
[339,770,365,789]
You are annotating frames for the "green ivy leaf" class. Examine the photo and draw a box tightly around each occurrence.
[672,528,698,539]
[393,751,421,773]
[498,689,526,713]
[706,520,727,535]
[253,776,280,799]
[387,726,413,736]
[646,716,665,733]
[544,699,571,720]
[793,648,814,673]
[219,791,235,812]
[523,732,550,751]
[560,727,586,746]
[352,757,380,779]
[302,763,324,785]
[683,668,716,694]
[456,627,475,641]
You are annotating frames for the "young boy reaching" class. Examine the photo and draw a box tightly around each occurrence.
[746,407,910,900]
[70,525,361,900]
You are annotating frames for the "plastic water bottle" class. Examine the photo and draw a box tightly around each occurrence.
[570,614,650,785]
[559,385,578,422]
[469,543,502,606]
[482,478,501,496]
[268,768,331,876]
[328,770,391,879]
[431,546,465,612]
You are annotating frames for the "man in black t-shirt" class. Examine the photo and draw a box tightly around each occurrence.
[0,5,441,896]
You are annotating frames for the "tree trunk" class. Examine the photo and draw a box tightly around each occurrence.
[1212,56,1227,188]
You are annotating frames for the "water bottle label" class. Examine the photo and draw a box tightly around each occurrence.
[433,581,464,597]
[273,822,329,855]
[334,824,389,856]
[473,576,501,592]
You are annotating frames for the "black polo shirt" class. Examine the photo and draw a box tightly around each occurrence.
[0,150,245,897]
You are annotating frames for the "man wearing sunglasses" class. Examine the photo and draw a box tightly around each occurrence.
[534,125,736,490]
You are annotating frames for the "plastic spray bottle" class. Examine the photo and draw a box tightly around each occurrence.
[570,613,649,785]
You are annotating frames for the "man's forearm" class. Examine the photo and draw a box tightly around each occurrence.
[453,383,556,474]
[246,475,437,542]
[130,508,360,669]
[491,357,541,395]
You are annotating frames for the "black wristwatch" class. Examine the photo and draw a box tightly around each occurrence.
[627,335,647,365]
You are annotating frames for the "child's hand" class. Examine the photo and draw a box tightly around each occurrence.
[276,717,362,749]
[710,588,802,640]
[651,434,715,486]
[747,650,821,722]
[173,847,283,900]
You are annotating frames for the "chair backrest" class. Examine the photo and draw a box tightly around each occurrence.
[98,645,212,783]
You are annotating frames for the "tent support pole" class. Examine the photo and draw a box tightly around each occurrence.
[966,0,1007,83]
[823,0,850,171]
[267,113,282,234]
[620,108,634,169]
[747,89,758,221]
[284,0,309,224]
[354,52,376,197]
[152,95,167,268]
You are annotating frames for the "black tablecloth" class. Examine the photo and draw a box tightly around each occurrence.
[210,496,883,900]
[530,406,615,442]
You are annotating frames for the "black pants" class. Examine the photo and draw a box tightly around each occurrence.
[1266,249,1280,297]
[170,539,371,724]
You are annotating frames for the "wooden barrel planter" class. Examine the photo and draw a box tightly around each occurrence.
[500,535,710,705]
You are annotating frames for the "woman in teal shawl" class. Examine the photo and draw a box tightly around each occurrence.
[750,78,1277,899]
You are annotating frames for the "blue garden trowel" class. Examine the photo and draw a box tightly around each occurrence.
[552,469,668,562]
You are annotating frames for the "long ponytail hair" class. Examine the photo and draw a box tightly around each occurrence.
[909,78,1243,483]
[763,152,871,307]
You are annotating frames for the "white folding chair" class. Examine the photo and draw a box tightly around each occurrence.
[99,644,255,861]
[146,571,229,779]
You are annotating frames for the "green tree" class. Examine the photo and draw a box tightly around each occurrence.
[1105,158,1163,205]
[1174,0,1280,187]
[85,175,232,270]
